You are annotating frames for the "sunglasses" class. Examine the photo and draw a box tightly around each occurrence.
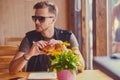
[32,16,54,22]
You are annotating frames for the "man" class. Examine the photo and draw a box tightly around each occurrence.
[9,1,85,74]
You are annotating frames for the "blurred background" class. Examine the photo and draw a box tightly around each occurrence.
[0,0,120,79]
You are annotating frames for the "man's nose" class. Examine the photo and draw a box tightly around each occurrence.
[35,19,40,24]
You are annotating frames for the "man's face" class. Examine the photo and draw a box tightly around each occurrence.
[32,8,55,32]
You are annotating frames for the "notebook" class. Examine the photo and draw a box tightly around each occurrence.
[27,72,57,80]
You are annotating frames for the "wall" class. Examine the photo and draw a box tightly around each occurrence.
[0,0,68,45]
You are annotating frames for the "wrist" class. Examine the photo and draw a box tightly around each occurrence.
[23,54,30,61]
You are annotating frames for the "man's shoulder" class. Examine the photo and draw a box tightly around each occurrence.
[55,27,72,34]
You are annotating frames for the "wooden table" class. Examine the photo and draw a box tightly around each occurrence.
[0,70,113,80]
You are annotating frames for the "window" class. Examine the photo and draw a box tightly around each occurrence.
[107,0,120,54]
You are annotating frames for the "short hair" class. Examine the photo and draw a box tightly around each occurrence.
[33,1,58,17]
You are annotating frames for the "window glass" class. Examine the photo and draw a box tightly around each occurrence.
[112,0,120,42]
[108,0,120,54]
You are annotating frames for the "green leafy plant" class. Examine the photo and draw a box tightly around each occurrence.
[49,50,83,72]
[46,42,83,73]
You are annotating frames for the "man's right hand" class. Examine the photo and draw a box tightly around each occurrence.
[25,40,48,58]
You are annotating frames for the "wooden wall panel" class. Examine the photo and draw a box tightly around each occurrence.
[0,0,25,45]
[0,0,68,45]
[81,0,87,68]
[92,0,107,56]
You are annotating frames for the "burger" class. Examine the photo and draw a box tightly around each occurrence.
[42,44,55,53]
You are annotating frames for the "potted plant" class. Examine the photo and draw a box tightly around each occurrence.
[47,42,84,80]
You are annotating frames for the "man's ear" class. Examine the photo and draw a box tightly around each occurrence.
[51,17,56,24]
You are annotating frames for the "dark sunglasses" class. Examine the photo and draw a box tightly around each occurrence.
[32,16,54,22]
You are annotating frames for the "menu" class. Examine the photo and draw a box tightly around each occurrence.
[27,72,57,80]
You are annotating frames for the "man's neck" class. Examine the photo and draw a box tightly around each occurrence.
[41,27,54,38]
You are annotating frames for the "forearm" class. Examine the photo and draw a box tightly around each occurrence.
[9,46,43,74]
[78,53,85,70]
[9,54,30,74]
[74,49,85,71]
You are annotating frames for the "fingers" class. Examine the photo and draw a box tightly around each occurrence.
[34,50,46,56]
[39,41,48,48]
[48,39,61,45]
[32,39,63,56]
[33,40,48,49]
[34,39,62,47]
[30,41,48,56]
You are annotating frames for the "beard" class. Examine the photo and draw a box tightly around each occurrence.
[35,25,51,32]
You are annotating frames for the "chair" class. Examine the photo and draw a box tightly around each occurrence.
[4,37,23,46]
[0,45,19,73]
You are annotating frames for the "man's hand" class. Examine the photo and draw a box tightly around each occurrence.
[26,39,63,57]
[48,39,62,45]
[26,40,48,57]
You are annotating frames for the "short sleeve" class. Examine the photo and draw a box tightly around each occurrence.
[69,33,79,48]
[18,36,31,53]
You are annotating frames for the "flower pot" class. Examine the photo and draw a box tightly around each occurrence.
[57,70,76,80]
